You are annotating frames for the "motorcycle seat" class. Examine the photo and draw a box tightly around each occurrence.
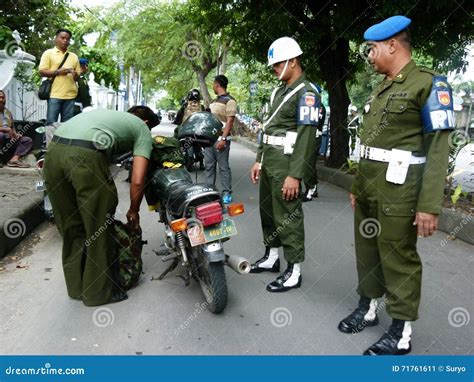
[167,183,221,216]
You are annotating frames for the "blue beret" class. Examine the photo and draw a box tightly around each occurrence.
[79,58,89,65]
[364,15,411,41]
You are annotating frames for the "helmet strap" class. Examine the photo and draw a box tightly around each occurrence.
[278,60,289,81]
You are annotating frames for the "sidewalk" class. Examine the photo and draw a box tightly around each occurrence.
[0,166,44,258]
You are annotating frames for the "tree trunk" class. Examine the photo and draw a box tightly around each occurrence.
[220,44,229,75]
[317,37,351,168]
[196,70,212,107]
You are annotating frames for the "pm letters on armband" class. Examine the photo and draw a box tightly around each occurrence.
[421,76,455,133]
[297,92,319,126]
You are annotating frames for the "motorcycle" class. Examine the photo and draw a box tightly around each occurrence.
[145,112,250,314]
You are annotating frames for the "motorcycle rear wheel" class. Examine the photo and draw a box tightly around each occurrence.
[197,249,228,314]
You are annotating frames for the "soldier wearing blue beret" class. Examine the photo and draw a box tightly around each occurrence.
[338,15,455,355]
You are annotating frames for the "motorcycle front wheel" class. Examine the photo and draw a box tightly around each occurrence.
[196,247,228,314]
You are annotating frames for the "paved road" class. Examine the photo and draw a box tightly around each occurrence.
[0,120,472,355]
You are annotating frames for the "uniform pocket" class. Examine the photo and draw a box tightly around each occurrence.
[379,202,417,242]
[386,99,408,114]
[381,202,416,217]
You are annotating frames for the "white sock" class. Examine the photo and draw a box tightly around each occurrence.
[397,321,412,350]
[258,247,279,268]
[283,263,301,287]
[306,186,317,198]
[363,299,378,321]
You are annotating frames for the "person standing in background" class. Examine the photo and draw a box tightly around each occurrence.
[39,29,80,125]
[205,75,237,204]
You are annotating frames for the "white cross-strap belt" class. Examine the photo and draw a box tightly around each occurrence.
[263,134,285,146]
[360,145,426,164]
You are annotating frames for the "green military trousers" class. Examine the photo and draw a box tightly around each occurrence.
[353,159,424,321]
[304,135,322,189]
[259,153,305,264]
[44,142,119,306]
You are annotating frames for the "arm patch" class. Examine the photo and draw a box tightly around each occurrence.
[421,75,455,133]
[296,91,321,126]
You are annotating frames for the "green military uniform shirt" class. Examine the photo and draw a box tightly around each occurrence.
[55,109,152,159]
[256,73,320,179]
[354,60,451,214]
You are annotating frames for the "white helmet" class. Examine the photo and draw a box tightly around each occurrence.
[349,105,358,113]
[267,37,303,66]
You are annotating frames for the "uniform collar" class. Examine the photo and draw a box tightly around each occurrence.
[283,73,306,92]
[391,60,416,83]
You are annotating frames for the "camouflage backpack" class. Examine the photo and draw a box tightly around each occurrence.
[112,220,144,291]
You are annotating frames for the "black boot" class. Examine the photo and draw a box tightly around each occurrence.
[363,319,412,355]
[250,247,280,274]
[338,296,379,334]
[266,263,302,292]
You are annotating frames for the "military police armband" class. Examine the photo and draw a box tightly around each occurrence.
[421,76,455,133]
[296,92,320,126]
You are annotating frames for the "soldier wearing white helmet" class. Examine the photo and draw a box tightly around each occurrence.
[249,36,324,292]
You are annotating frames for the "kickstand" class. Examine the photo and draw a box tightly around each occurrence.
[151,258,179,281]
[176,271,191,287]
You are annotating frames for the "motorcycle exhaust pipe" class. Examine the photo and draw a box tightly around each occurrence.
[225,255,251,275]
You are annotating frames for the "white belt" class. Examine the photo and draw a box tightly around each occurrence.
[263,134,285,146]
[360,145,426,164]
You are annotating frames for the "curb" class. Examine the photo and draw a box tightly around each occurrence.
[235,135,474,245]
[0,195,45,258]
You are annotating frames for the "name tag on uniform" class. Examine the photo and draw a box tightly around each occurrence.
[386,149,412,184]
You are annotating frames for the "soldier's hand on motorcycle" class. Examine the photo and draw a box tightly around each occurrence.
[349,193,356,210]
[282,176,300,201]
[413,212,438,237]
[126,209,140,231]
[251,162,261,184]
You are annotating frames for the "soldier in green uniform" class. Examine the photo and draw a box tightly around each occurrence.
[249,37,322,292]
[44,107,159,306]
[337,16,454,355]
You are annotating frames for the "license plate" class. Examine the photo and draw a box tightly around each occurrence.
[35,180,45,192]
[188,218,238,247]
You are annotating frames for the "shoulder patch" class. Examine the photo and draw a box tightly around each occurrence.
[296,91,321,126]
[421,75,455,133]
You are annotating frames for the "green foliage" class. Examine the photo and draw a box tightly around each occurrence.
[343,159,359,175]
[0,0,75,60]
[450,184,468,205]
[0,25,12,48]
[79,46,120,90]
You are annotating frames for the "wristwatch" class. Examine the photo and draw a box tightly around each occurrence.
[218,136,227,141]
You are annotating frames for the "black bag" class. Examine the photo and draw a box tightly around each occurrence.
[38,53,70,100]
